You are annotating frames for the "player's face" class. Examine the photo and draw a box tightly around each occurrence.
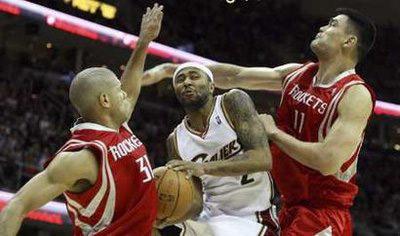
[107,78,130,124]
[174,68,214,110]
[310,14,352,57]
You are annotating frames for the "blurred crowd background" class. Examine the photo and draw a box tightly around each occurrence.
[0,0,399,235]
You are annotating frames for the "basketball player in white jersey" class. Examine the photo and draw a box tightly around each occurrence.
[159,62,278,236]
[148,8,376,235]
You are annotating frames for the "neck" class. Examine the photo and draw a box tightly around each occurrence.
[185,97,215,133]
[83,114,121,131]
[316,55,357,86]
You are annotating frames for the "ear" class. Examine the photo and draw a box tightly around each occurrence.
[344,35,358,49]
[99,93,111,108]
[209,82,215,94]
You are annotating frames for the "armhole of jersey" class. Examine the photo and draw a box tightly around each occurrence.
[57,141,105,196]
[167,129,182,161]
[337,82,375,118]
[221,93,235,130]
[319,82,374,141]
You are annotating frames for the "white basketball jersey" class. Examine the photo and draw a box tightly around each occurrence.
[174,95,273,217]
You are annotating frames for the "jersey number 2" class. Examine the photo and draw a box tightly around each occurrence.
[241,174,255,185]
[136,155,154,183]
[294,109,305,133]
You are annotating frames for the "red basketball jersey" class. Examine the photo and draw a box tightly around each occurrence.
[45,121,157,236]
[272,62,376,208]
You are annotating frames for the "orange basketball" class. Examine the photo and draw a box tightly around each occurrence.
[153,166,203,223]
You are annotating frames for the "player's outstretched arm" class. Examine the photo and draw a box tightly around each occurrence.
[141,63,177,87]
[139,62,301,89]
[168,89,271,177]
[260,85,373,176]
[208,63,302,90]
[120,4,163,114]
[0,150,98,236]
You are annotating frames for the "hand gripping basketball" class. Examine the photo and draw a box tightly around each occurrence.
[153,166,203,228]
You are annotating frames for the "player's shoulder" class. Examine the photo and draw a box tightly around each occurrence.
[346,83,372,96]
[286,61,316,75]
[166,129,182,160]
[166,130,176,143]
[282,62,317,86]
[339,84,374,116]
[46,149,98,184]
[50,150,96,171]
[222,89,252,108]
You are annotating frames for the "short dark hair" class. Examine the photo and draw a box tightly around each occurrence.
[336,8,376,61]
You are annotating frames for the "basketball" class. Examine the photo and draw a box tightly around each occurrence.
[153,166,203,223]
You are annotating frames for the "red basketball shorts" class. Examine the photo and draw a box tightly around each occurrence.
[279,205,352,236]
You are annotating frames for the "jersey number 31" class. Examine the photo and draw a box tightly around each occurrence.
[136,155,154,183]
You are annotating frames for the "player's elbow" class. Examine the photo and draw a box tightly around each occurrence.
[264,152,273,171]
[255,149,272,171]
[319,165,339,176]
[316,151,341,176]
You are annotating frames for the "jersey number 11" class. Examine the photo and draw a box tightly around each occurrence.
[294,109,305,133]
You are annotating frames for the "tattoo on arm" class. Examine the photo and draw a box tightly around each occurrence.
[223,89,268,151]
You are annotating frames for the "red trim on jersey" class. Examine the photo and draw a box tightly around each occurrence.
[282,62,314,89]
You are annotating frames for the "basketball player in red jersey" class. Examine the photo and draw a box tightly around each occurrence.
[146,8,376,236]
[0,4,163,236]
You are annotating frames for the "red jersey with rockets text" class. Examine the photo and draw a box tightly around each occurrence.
[45,122,157,235]
[272,63,376,208]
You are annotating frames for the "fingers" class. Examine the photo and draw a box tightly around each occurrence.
[185,170,193,179]
[166,161,194,178]
[166,159,181,166]
[143,3,163,19]
[166,161,187,170]
[150,3,163,15]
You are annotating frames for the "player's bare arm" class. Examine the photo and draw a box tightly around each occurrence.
[208,63,302,90]
[260,84,373,176]
[168,89,271,177]
[140,62,301,90]
[120,4,163,115]
[0,149,98,236]
[165,131,181,161]
[141,63,178,86]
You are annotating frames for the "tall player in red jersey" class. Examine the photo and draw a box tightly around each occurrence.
[145,8,377,236]
[0,4,163,236]
[214,8,376,235]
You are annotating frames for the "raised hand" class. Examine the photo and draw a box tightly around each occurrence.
[139,3,164,44]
